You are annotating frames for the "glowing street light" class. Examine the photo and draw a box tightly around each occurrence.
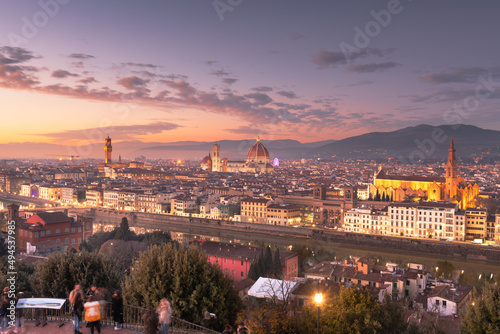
[315,293,323,334]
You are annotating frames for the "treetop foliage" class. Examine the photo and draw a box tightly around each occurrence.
[123,243,242,331]
[31,250,121,298]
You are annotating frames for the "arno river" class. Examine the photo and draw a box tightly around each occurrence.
[90,214,500,277]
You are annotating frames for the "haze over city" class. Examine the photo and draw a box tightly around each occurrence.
[1,0,500,157]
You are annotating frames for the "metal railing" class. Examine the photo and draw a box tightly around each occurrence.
[21,299,220,333]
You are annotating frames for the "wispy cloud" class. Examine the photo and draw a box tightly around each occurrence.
[121,62,161,69]
[52,70,79,78]
[210,69,230,77]
[77,77,98,84]
[36,121,181,141]
[223,78,238,85]
[276,90,298,99]
[252,86,273,92]
[0,45,394,139]
[68,53,94,59]
[117,76,149,90]
[419,66,500,84]
[348,62,400,73]
[312,47,388,68]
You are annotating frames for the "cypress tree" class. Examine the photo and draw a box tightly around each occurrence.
[273,249,282,278]
[115,217,131,241]
[263,246,273,274]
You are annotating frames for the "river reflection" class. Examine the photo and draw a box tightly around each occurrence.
[93,220,500,277]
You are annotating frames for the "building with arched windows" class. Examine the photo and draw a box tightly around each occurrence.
[201,137,274,173]
[370,139,479,209]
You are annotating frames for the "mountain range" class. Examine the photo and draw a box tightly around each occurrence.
[2,124,499,162]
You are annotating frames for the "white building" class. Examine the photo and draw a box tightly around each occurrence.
[388,202,458,240]
[426,284,473,316]
[86,189,102,206]
[103,190,120,209]
[343,207,387,234]
[62,187,76,204]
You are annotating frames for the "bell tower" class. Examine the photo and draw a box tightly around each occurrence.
[104,136,112,164]
[212,144,221,172]
[445,138,458,199]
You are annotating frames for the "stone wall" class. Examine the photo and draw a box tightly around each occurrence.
[87,208,500,264]
[312,230,500,263]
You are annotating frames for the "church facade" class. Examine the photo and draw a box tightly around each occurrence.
[201,137,274,173]
[370,139,479,209]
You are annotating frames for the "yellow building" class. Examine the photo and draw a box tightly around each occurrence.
[39,186,62,201]
[371,139,479,209]
[465,208,487,240]
[266,203,301,226]
[240,197,270,224]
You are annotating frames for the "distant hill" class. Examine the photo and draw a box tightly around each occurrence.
[0,124,498,161]
[310,124,500,162]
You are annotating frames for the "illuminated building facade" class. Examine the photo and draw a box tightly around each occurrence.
[201,137,274,173]
[104,136,112,163]
[371,139,479,209]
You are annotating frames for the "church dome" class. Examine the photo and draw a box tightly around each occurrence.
[201,154,212,164]
[246,137,270,163]
[201,152,212,170]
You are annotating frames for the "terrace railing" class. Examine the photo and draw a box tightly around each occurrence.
[21,299,220,334]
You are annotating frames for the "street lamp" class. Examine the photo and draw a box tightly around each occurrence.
[315,293,323,334]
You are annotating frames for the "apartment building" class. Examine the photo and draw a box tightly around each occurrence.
[61,187,77,204]
[39,186,62,201]
[85,189,103,206]
[465,208,487,240]
[240,197,271,223]
[266,203,301,226]
[103,189,120,209]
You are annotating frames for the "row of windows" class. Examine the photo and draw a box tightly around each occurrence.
[211,257,245,266]
[223,268,244,277]
[20,227,83,238]
[20,237,82,246]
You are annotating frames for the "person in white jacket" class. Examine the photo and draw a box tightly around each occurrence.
[157,299,173,334]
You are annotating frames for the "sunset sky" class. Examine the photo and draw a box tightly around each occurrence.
[1,0,500,149]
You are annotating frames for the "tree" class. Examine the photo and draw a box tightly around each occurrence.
[379,295,408,334]
[435,260,454,280]
[141,230,173,247]
[273,248,282,278]
[461,283,500,334]
[299,286,409,334]
[263,246,273,274]
[248,247,287,280]
[375,190,381,201]
[237,305,298,334]
[0,236,7,257]
[31,250,121,298]
[0,258,36,297]
[99,239,147,275]
[80,229,117,252]
[115,217,131,241]
[123,244,242,331]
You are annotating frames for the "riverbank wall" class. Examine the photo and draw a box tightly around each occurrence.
[87,208,500,264]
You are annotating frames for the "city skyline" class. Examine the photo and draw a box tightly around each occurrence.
[1,1,500,154]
